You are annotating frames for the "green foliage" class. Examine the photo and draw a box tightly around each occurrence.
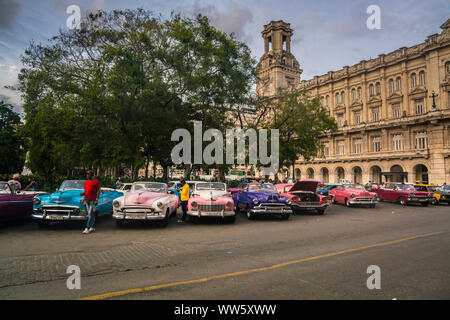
[0,101,25,175]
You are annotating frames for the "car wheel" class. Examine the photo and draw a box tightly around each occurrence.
[317,209,325,215]
[37,220,49,228]
[398,197,406,206]
[281,213,290,220]
[345,198,351,207]
[160,209,170,227]
[431,198,438,206]
[246,206,255,220]
[116,220,125,228]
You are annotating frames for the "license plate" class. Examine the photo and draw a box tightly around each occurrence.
[126,214,147,220]
[48,215,64,220]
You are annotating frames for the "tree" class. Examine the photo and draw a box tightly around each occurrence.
[0,101,25,174]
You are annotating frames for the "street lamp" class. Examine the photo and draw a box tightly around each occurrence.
[430,90,438,109]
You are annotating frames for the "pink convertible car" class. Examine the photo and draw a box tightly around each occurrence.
[188,182,235,223]
[328,184,378,207]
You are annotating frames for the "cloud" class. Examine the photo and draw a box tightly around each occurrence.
[175,0,254,42]
[0,0,23,30]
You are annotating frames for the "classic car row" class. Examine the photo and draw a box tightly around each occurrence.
[1,179,449,226]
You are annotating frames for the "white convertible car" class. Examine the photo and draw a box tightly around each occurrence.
[112,182,179,227]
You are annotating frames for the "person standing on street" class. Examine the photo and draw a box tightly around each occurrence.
[80,170,101,234]
[8,174,21,192]
[178,178,190,222]
[115,177,122,189]
[24,177,39,191]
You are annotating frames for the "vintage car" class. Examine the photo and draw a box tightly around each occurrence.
[232,183,292,220]
[414,184,450,205]
[371,183,434,206]
[32,180,123,227]
[277,180,329,214]
[328,184,378,207]
[118,183,133,193]
[0,181,46,223]
[229,182,248,196]
[112,182,179,227]
[187,182,235,223]
[168,180,196,201]
[316,184,343,196]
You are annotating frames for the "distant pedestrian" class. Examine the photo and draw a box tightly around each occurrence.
[24,177,39,191]
[80,170,101,234]
[178,178,190,222]
[8,174,21,192]
[115,177,122,189]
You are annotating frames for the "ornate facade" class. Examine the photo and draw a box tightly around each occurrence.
[257,19,450,184]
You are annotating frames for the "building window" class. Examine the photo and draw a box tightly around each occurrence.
[415,131,428,150]
[337,140,345,155]
[341,91,345,105]
[446,61,450,75]
[419,71,425,86]
[376,82,381,95]
[392,103,401,118]
[326,95,330,106]
[351,88,356,101]
[396,77,402,91]
[369,84,374,96]
[321,96,325,106]
[337,113,344,127]
[335,92,340,104]
[323,142,330,157]
[411,73,417,88]
[415,99,424,115]
[389,79,394,94]
[372,107,380,122]
[393,134,403,151]
[372,136,382,152]
[357,87,362,100]
[354,139,362,154]
[354,111,361,125]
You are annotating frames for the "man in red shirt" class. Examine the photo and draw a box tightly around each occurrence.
[80,170,101,234]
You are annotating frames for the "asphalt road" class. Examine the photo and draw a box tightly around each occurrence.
[0,201,449,300]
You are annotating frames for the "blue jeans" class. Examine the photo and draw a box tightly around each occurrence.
[85,200,96,229]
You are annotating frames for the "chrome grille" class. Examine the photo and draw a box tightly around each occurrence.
[122,207,155,214]
[198,204,225,212]
[41,206,80,214]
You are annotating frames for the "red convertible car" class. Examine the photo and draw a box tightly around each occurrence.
[276,180,329,214]
[371,183,434,206]
[0,181,45,223]
[328,184,378,207]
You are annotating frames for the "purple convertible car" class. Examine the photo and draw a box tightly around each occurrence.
[0,181,45,223]
[232,183,293,220]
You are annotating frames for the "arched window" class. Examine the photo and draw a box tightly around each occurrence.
[335,92,340,104]
[419,71,425,86]
[446,61,450,75]
[389,79,394,94]
[341,91,345,104]
[410,73,417,88]
[375,82,381,95]
[326,95,330,106]
[369,84,374,96]
[357,87,362,100]
[321,96,325,106]
[396,77,402,91]
[351,88,356,101]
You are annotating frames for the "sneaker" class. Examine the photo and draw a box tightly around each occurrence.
[88,227,95,233]
[82,228,89,234]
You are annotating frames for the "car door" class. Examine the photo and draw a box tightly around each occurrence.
[238,184,249,209]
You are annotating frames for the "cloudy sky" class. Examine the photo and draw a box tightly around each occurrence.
[0,0,448,113]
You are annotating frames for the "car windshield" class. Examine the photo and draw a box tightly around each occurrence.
[283,185,293,193]
[248,184,276,192]
[196,183,226,191]
[60,180,85,190]
[167,182,177,189]
[0,182,11,194]
[414,185,428,192]
[344,184,365,190]
[393,184,414,191]
[131,183,166,193]
[439,185,450,192]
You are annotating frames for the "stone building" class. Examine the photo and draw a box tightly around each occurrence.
[257,19,450,185]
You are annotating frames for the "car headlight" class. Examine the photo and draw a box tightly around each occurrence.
[350,193,355,198]
[80,199,86,206]
[226,201,232,207]
[157,201,164,208]
[32,197,40,205]
[113,200,120,208]
[252,199,259,205]
[291,196,299,202]
[286,199,292,205]
[191,201,198,207]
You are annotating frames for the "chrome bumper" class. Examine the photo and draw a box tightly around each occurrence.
[349,197,378,205]
[291,202,329,209]
[112,209,164,220]
[250,205,292,215]
[187,210,235,218]
[32,206,87,221]
[406,197,433,203]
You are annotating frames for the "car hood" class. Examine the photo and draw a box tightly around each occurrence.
[41,189,83,205]
[289,180,319,193]
[193,190,229,201]
[124,191,166,206]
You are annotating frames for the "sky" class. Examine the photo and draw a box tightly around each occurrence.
[0,0,449,114]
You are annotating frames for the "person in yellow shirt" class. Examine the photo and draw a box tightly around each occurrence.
[179,178,190,222]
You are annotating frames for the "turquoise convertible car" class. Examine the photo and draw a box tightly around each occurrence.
[32,180,123,227]
[168,180,196,201]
